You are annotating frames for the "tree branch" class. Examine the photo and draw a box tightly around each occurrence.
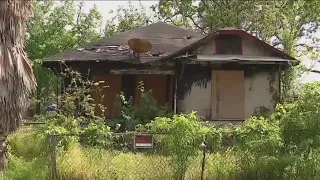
[186,14,206,34]
[311,70,320,74]
[75,2,83,27]
[200,0,209,9]
[163,11,180,23]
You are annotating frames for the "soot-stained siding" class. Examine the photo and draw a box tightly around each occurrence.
[176,64,212,119]
[244,65,280,118]
[176,63,280,121]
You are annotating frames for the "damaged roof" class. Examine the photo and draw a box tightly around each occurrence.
[43,22,205,64]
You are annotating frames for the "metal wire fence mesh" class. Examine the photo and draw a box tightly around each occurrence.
[2,125,236,180]
[48,133,211,180]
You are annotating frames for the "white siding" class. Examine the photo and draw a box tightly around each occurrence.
[177,82,212,119]
[244,71,280,119]
[199,40,216,55]
[199,37,272,56]
[242,38,271,56]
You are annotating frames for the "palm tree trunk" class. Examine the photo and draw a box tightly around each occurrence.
[0,132,8,169]
[0,0,35,170]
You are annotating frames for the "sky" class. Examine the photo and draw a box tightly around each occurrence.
[82,1,157,25]
[81,0,320,83]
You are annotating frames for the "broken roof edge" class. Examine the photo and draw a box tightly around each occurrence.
[155,28,298,63]
[41,58,141,67]
[42,22,205,64]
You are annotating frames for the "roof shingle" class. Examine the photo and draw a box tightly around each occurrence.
[43,22,205,64]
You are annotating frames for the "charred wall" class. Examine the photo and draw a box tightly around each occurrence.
[176,63,281,120]
[176,64,212,119]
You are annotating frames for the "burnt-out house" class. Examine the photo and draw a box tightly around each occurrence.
[43,22,298,124]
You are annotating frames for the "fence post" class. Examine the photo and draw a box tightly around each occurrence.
[200,142,206,180]
[49,135,57,180]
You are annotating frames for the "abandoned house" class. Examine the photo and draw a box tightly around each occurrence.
[43,22,298,124]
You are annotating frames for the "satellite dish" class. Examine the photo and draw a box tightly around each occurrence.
[128,38,152,59]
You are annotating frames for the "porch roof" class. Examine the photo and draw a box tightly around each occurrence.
[192,55,299,64]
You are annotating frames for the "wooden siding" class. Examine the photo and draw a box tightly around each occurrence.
[91,73,122,117]
[135,74,173,107]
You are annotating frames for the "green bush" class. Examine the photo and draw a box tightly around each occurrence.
[146,112,220,179]
[79,120,111,147]
[115,82,173,131]
[280,82,320,153]
[233,116,282,156]
[34,68,111,149]
[36,113,110,149]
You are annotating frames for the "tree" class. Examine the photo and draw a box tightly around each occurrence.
[25,0,102,113]
[153,0,320,102]
[0,0,36,169]
[26,1,103,60]
[104,2,153,37]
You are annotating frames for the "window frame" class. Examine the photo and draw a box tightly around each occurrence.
[215,35,242,55]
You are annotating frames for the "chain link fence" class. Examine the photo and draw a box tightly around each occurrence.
[47,132,224,180]
[3,124,236,180]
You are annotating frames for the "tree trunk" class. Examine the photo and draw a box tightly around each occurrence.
[0,133,8,170]
[0,0,36,170]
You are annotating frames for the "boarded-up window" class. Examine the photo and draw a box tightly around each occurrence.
[211,70,245,120]
[216,35,242,55]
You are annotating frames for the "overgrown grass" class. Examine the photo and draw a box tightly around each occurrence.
[3,120,320,179]
[1,126,48,180]
[1,155,47,180]
[57,143,173,180]
[8,126,48,159]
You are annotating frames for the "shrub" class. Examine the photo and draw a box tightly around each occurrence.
[36,113,111,149]
[280,82,320,153]
[233,116,282,156]
[34,67,111,149]
[115,82,173,131]
[79,120,111,147]
[146,112,220,179]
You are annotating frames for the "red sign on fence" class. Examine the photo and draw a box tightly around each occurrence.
[134,134,153,148]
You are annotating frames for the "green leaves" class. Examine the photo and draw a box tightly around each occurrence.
[104,2,150,37]
[281,82,320,153]
[26,0,102,60]
[115,89,173,131]
[26,1,103,113]
[147,112,220,179]
[234,116,283,156]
